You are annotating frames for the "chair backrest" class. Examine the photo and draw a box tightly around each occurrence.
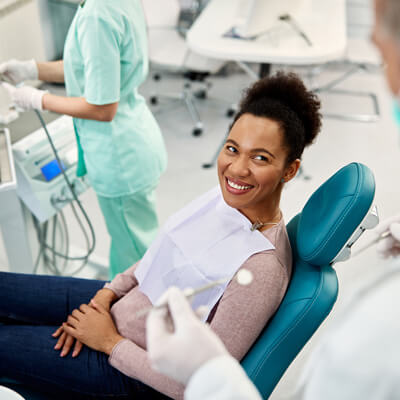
[141,0,226,73]
[141,0,180,28]
[241,162,376,398]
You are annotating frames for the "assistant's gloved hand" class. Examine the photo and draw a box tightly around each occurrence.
[146,287,228,385]
[374,214,400,258]
[2,82,46,111]
[0,59,38,84]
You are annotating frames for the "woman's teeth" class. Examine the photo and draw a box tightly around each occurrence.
[227,179,252,190]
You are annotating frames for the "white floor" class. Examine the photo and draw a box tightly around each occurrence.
[1,58,400,398]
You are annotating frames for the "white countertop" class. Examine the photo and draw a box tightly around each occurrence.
[187,0,347,65]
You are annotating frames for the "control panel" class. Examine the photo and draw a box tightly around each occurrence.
[12,115,90,222]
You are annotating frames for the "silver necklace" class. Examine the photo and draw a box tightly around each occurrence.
[250,220,279,231]
[250,210,282,231]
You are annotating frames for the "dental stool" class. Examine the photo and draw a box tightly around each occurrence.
[241,162,377,398]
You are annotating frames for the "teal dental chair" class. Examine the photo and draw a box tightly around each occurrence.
[241,162,377,398]
[3,162,376,400]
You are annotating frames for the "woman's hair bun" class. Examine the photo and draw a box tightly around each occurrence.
[238,71,321,148]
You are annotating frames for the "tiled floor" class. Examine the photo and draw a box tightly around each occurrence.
[1,56,399,398]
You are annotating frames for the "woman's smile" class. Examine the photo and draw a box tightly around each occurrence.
[225,177,254,195]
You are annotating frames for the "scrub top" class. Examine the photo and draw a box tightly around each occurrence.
[63,0,167,197]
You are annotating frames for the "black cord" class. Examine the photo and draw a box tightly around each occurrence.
[59,210,69,273]
[32,216,44,274]
[52,214,57,270]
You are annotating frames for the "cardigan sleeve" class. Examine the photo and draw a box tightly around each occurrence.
[108,338,185,399]
[104,261,140,298]
[209,251,290,361]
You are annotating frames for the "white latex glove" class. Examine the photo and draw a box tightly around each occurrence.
[374,214,400,258]
[2,82,46,111]
[0,59,38,84]
[146,287,228,385]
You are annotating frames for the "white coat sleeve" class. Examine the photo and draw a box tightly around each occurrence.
[301,261,400,400]
[184,355,262,400]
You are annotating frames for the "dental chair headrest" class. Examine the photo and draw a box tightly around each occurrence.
[297,162,375,266]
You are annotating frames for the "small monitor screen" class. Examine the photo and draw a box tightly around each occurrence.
[40,159,64,182]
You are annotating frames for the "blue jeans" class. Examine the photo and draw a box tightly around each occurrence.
[0,272,170,399]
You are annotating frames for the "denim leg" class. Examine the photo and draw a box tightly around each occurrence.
[0,272,105,325]
[0,325,170,399]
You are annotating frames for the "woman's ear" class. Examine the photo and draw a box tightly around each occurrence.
[283,159,301,182]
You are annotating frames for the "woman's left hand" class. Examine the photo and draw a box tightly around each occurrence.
[63,300,124,355]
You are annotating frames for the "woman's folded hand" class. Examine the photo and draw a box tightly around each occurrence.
[52,326,83,358]
[51,289,118,358]
[90,288,118,312]
[62,300,124,355]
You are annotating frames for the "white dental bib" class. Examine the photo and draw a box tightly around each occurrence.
[135,186,274,319]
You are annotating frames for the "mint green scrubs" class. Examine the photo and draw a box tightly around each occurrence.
[63,0,167,278]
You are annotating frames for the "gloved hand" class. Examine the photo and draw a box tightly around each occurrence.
[0,59,38,84]
[2,82,46,111]
[374,214,400,258]
[146,287,228,385]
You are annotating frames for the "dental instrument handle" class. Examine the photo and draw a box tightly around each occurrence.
[135,277,229,319]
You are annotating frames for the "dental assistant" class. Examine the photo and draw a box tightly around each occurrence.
[0,0,167,279]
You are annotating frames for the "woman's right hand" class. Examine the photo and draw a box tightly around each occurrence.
[90,288,118,312]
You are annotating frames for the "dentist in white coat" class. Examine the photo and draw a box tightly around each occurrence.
[298,0,400,398]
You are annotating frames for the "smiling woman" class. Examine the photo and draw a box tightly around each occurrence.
[0,72,321,400]
[218,72,321,229]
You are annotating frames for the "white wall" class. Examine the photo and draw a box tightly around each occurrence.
[346,0,374,38]
[0,0,46,64]
[0,0,46,115]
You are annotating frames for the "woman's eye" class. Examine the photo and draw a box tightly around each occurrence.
[254,155,268,162]
[226,145,237,153]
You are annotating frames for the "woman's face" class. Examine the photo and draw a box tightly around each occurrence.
[217,113,299,220]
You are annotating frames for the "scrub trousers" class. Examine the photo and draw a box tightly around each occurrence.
[0,272,170,400]
[97,185,159,279]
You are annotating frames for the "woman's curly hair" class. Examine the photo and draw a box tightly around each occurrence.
[234,71,322,164]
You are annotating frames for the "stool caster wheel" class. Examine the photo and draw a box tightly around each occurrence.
[153,73,161,81]
[195,90,207,99]
[226,108,235,117]
[150,96,158,105]
[192,127,203,136]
